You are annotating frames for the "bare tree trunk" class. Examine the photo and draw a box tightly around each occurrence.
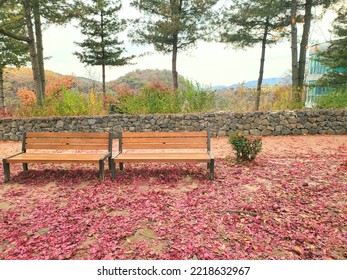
[171,0,181,92]
[291,0,299,91]
[255,16,269,111]
[0,67,5,109]
[22,0,43,106]
[172,33,179,91]
[101,9,106,103]
[33,0,45,101]
[297,0,312,102]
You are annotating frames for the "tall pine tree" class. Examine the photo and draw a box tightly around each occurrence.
[74,0,133,101]
[0,36,29,109]
[130,0,219,91]
[0,0,78,106]
[221,0,290,111]
[288,0,338,103]
[316,5,347,88]
[0,0,29,109]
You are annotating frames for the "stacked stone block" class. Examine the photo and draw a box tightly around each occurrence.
[0,109,346,141]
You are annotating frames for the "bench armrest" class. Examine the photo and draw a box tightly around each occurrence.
[111,151,122,159]
[2,151,26,161]
[100,152,112,161]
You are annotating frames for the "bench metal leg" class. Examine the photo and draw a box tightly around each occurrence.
[111,160,116,181]
[108,158,112,170]
[119,163,124,170]
[207,162,210,169]
[209,159,214,180]
[23,163,28,171]
[3,159,10,182]
[99,160,105,181]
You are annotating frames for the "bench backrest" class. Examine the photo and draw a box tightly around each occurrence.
[23,132,112,151]
[120,131,210,151]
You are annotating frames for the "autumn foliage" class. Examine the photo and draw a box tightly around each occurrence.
[17,88,36,106]
[0,107,12,118]
[112,80,214,114]
[13,74,107,117]
[45,75,76,99]
[0,135,346,260]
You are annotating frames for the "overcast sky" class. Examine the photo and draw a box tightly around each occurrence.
[42,4,336,87]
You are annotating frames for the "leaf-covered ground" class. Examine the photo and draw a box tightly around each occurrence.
[0,135,346,260]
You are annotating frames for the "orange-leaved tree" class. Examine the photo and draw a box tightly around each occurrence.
[46,75,76,100]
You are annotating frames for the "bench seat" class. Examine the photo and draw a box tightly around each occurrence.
[2,132,112,182]
[111,131,214,180]
[114,152,211,163]
[6,153,108,164]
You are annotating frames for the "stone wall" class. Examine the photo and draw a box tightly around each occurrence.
[0,109,346,141]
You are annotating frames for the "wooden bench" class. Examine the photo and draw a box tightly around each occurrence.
[2,132,112,182]
[111,131,214,180]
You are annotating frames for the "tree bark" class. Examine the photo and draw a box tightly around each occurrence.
[22,0,43,106]
[101,8,106,102]
[255,16,269,111]
[297,0,312,102]
[291,0,299,91]
[172,33,179,91]
[170,0,181,92]
[0,67,5,109]
[33,0,45,101]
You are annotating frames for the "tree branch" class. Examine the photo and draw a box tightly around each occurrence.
[0,28,31,43]
[0,0,7,8]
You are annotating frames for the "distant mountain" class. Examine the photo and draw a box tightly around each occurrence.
[108,69,186,90]
[211,76,291,90]
[4,67,291,105]
[74,76,102,92]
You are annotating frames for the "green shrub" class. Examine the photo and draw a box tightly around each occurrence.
[179,80,215,113]
[114,80,215,114]
[140,82,177,114]
[228,132,262,162]
[315,88,347,109]
[14,88,106,117]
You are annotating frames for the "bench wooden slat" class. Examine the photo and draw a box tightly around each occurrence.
[26,137,109,144]
[26,143,109,150]
[122,143,207,150]
[25,132,110,150]
[26,132,109,139]
[6,153,106,163]
[123,131,207,138]
[114,153,211,163]
[123,137,207,144]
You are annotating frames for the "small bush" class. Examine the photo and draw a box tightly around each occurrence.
[228,132,262,162]
[315,88,347,109]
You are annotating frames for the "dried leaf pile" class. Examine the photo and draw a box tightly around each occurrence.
[0,135,346,260]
